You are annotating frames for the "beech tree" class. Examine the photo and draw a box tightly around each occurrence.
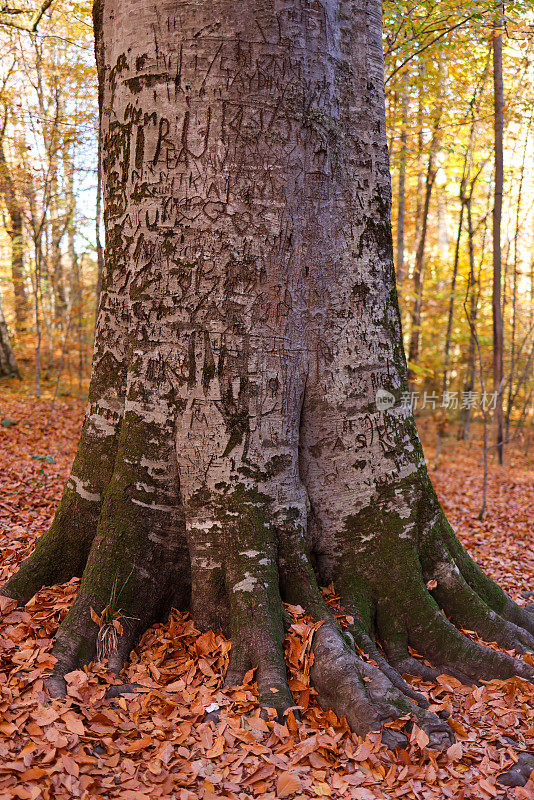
[0,292,18,376]
[3,0,534,748]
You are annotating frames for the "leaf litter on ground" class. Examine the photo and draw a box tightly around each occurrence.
[0,393,533,799]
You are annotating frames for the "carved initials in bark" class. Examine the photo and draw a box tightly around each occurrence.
[3,0,533,748]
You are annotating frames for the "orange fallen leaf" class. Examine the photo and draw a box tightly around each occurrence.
[123,735,153,753]
[478,778,498,796]
[447,742,463,761]
[206,737,224,758]
[62,711,85,735]
[276,771,301,798]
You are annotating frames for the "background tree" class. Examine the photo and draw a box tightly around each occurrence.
[0,289,18,375]
[0,111,30,330]
[0,0,98,394]
[492,5,505,464]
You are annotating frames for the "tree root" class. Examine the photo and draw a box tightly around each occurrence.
[2,426,533,748]
[334,517,534,700]
[1,345,126,606]
[40,398,189,696]
[276,525,452,746]
[310,622,453,749]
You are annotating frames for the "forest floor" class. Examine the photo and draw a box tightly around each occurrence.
[0,387,533,800]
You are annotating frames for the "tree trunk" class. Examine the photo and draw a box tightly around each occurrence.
[3,0,533,748]
[0,292,19,377]
[65,145,85,389]
[407,113,440,381]
[458,194,479,441]
[505,109,532,442]
[492,9,505,464]
[0,131,30,330]
[50,157,67,323]
[95,129,104,316]
[395,87,408,286]
[442,75,487,400]
[442,199,464,397]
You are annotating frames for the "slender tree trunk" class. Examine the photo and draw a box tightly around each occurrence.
[34,238,43,398]
[3,0,534,749]
[505,111,532,441]
[65,146,85,390]
[459,195,479,440]
[442,199,464,396]
[407,113,440,380]
[443,78,487,399]
[0,291,19,377]
[492,9,505,464]
[50,157,67,323]
[0,132,30,330]
[530,209,534,333]
[396,87,408,286]
[415,66,425,232]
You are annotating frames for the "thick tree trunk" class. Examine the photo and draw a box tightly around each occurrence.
[3,0,534,748]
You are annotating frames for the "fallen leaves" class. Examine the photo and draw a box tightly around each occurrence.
[277,771,302,797]
[446,742,463,762]
[0,395,533,799]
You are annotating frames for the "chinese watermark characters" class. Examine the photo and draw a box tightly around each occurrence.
[398,391,498,412]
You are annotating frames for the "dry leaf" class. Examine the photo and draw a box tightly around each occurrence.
[90,606,102,627]
[447,742,463,761]
[276,771,301,798]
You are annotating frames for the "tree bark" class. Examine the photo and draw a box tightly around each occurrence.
[65,144,85,389]
[492,9,505,464]
[505,109,532,443]
[95,131,104,316]
[0,130,30,330]
[407,111,440,381]
[442,198,464,397]
[0,291,19,377]
[3,0,534,748]
[50,168,67,323]
[458,194,479,441]
[395,87,408,286]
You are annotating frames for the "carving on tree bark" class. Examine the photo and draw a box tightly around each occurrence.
[3,0,533,748]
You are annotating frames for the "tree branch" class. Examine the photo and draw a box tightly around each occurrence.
[0,0,53,32]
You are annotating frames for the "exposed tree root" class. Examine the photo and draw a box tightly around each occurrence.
[498,747,534,788]
[2,342,126,605]
[43,401,190,697]
[310,622,453,750]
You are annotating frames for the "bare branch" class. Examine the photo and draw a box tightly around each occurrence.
[0,0,53,32]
